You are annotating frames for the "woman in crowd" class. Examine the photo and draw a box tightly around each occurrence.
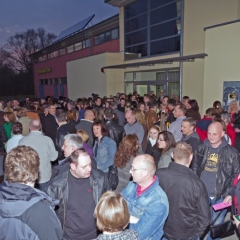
[94,191,139,240]
[66,110,78,132]
[3,111,16,140]
[221,113,236,146]
[157,131,176,169]
[228,100,240,122]
[76,129,93,157]
[145,125,161,165]
[6,122,23,153]
[138,102,145,113]
[213,100,223,114]
[93,121,116,173]
[186,99,201,121]
[135,109,148,152]
[114,134,139,193]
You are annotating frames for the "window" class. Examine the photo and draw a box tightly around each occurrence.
[85,39,91,48]
[59,48,65,55]
[54,78,59,84]
[42,55,47,61]
[67,45,74,53]
[124,0,182,59]
[94,28,119,45]
[75,42,82,51]
[60,77,67,84]
[44,79,48,85]
[49,79,53,85]
[47,53,51,59]
[52,50,59,58]
[39,79,44,84]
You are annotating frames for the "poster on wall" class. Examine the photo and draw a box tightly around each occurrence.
[223,81,240,112]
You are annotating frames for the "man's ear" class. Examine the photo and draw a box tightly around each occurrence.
[70,163,76,171]
[171,152,174,159]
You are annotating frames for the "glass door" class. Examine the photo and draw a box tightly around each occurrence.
[168,82,180,98]
[136,85,148,96]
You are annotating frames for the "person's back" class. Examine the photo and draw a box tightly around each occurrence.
[157,142,210,240]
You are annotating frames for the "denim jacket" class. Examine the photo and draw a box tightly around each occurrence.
[121,177,169,240]
[93,136,117,173]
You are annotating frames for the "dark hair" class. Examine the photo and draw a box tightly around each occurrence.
[167,98,176,106]
[149,101,158,109]
[66,110,77,122]
[92,120,109,137]
[104,108,114,120]
[182,96,189,100]
[182,117,196,128]
[159,131,176,155]
[205,108,215,117]
[12,122,23,135]
[188,99,199,111]
[176,103,187,115]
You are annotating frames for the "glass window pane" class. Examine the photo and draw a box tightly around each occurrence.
[42,55,47,61]
[125,29,147,46]
[48,53,51,59]
[60,77,67,84]
[126,43,147,57]
[44,79,48,85]
[105,31,111,41]
[150,36,180,55]
[59,48,65,55]
[125,82,133,95]
[40,79,44,85]
[156,71,166,81]
[75,42,82,51]
[168,82,179,98]
[54,78,59,84]
[67,45,74,53]
[168,70,180,80]
[136,85,148,96]
[111,28,119,39]
[156,85,165,98]
[151,20,179,41]
[125,72,133,82]
[125,0,147,19]
[52,50,58,58]
[150,3,178,25]
[94,33,105,45]
[136,72,156,81]
[150,0,170,9]
[125,14,147,33]
[85,39,91,48]
[49,79,53,85]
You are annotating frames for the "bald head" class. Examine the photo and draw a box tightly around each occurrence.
[84,110,94,121]
[29,119,42,131]
[125,110,136,125]
[207,121,225,148]
[134,154,156,176]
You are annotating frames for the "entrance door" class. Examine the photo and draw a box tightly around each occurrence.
[136,85,148,96]
[168,82,180,98]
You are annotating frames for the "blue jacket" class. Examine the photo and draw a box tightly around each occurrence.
[121,177,169,240]
[93,136,116,173]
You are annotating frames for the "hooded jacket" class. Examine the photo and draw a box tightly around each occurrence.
[0,181,63,240]
[191,137,240,200]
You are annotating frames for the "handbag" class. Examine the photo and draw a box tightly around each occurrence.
[210,209,235,239]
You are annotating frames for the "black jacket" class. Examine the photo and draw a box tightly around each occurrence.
[0,182,63,240]
[41,114,58,143]
[0,125,7,154]
[157,162,210,240]
[44,161,109,227]
[145,139,161,166]
[105,120,126,147]
[181,131,202,154]
[191,138,240,200]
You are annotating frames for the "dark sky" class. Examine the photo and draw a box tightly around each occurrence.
[0,0,118,45]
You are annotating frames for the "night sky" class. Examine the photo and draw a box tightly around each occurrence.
[0,0,118,46]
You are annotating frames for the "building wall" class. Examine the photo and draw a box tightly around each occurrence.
[182,0,239,114]
[203,21,240,113]
[67,52,124,100]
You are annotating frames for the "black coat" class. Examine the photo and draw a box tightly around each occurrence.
[157,162,210,239]
[0,125,7,154]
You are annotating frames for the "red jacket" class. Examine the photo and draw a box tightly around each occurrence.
[226,123,236,146]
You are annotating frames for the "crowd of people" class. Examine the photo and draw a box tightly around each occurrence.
[0,92,240,240]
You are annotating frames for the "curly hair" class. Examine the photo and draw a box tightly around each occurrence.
[5,146,39,183]
[114,134,138,168]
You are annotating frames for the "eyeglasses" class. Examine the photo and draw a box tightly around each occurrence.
[158,139,165,142]
[130,166,145,172]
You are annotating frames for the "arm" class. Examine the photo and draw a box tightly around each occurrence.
[137,125,144,144]
[196,184,211,236]
[129,200,168,240]
[47,138,58,161]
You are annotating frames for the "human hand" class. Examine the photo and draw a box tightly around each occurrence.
[233,215,240,228]
[223,195,232,204]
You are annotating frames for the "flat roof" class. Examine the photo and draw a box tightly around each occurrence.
[103,53,207,69]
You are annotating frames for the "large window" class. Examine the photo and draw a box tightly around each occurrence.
[125,0,182,59]
[94,28,119,45]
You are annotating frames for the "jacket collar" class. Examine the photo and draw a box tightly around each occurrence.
[168,162,191,173]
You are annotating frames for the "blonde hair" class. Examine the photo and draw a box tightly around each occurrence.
[135,109,146,124]
[76,129,89,143]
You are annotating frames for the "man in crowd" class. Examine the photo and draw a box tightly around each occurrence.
[145,101,158,131]
[75,109,95,147]
[104,108,125,147]
[124,109,144,146]
[117,97,126,113]
[122,154,169,240]
[157,142,210,240]
[18,119,58,190]
[45,148,108,240]
[192,121,240,240]
[182,96,190,108]
[0,146,63,240]
[41,104,58,143]
[166,98,176,123]
[168,103,186,142]
[110,102,125,127]
[181,117,201,154]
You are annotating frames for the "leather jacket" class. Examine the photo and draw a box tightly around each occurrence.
[44,161,109,228]
[105,120,126,147]
[191,139,240,200]
[0,125,7,154]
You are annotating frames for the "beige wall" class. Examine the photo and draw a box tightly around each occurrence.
[203,21,240,114]
[67,53,124,99]
[183,0,239,114]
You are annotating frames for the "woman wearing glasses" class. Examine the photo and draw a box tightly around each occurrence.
[157,131,176,169]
